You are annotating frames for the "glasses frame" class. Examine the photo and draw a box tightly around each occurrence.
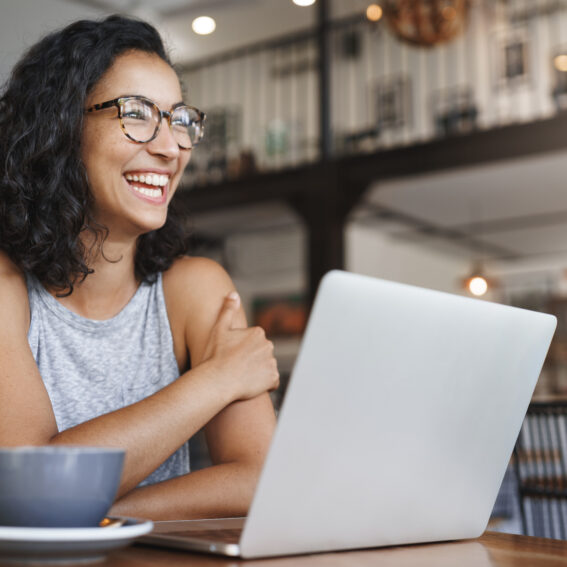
[85,95,206,149]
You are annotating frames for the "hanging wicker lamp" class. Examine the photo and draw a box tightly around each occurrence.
[383,0,469,47]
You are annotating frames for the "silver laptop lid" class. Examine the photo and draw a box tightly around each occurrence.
[240,270,556,558]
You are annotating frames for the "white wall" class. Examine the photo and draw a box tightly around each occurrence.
[0,0,104,85]
[346,222,473,296]
[227,227,307,300]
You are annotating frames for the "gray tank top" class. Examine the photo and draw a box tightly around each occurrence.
[26,273,190,486]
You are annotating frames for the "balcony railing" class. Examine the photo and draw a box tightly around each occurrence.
[179,0,567,188]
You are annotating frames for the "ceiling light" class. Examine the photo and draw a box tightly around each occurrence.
[466,275,488,297]
[462,263,494,297]
[292,0,316,6]
[192,16,216,35]
[366,4,383,22]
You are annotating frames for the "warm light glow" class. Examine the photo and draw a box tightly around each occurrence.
[468,276,488,297]
[366,4,383,22]
[554,54,567,72]
[292,0,316,6]
[192,16,216,35]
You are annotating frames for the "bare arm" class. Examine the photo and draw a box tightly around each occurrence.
[110,257,278,519]
[108,394,276,519]
[0,253,277,503]
[0,253,58,444]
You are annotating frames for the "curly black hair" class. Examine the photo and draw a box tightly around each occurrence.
[0,15,190,295]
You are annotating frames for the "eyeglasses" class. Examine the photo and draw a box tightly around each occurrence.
[85,96,205,150]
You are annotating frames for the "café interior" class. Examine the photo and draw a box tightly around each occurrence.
[5,0,567,562]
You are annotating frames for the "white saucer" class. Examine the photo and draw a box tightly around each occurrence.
[0,517,153,563]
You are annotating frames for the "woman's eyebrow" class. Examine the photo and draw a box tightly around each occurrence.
[116,95,187,107]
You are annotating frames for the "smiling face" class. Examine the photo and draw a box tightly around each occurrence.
[81,50,191,240]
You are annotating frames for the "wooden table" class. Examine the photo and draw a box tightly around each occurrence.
[72,532,567,566]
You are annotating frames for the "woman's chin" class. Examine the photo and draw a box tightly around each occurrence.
[103,213,169,240]
[138,215,168,235]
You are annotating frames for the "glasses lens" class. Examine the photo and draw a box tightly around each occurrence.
[171,107,204,149]
[120,98,159,143]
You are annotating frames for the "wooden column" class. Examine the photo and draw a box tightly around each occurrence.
[289,165,368,304]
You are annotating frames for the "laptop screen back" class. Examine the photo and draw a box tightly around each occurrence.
[240,271,556,558]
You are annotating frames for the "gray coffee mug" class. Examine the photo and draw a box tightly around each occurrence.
[0,446,125,528]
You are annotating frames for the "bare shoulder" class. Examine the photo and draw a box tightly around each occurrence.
[0,250,30,335]
[0,249,28,302]
[164,255,227,283]
[0,249,23,277]
[162,256,241,369]
[163,256,235,314]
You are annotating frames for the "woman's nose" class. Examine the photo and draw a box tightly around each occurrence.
[147,118,182,159]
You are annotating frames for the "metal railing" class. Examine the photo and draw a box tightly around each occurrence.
[180,0,567,187]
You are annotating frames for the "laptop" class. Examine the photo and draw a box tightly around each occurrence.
[140,270,556,558]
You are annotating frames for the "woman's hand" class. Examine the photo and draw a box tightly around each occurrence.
[201,291,280,403]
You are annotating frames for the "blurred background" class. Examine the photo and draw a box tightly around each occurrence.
[3,0,567,536]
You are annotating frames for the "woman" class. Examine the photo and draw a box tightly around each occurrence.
[0,15,279,519]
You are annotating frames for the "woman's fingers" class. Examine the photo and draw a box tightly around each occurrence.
[214,291,241,332]
[202,292,279,401]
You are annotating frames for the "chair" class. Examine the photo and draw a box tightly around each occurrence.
[513,401,567,539]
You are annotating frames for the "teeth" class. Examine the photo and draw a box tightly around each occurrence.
[125,173,169,187]
[132,186,162,198]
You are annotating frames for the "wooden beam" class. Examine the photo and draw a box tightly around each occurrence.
[340,112,567,188]
[288,164,346,302]
[179,113,567,216]
[175,162,326,214]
